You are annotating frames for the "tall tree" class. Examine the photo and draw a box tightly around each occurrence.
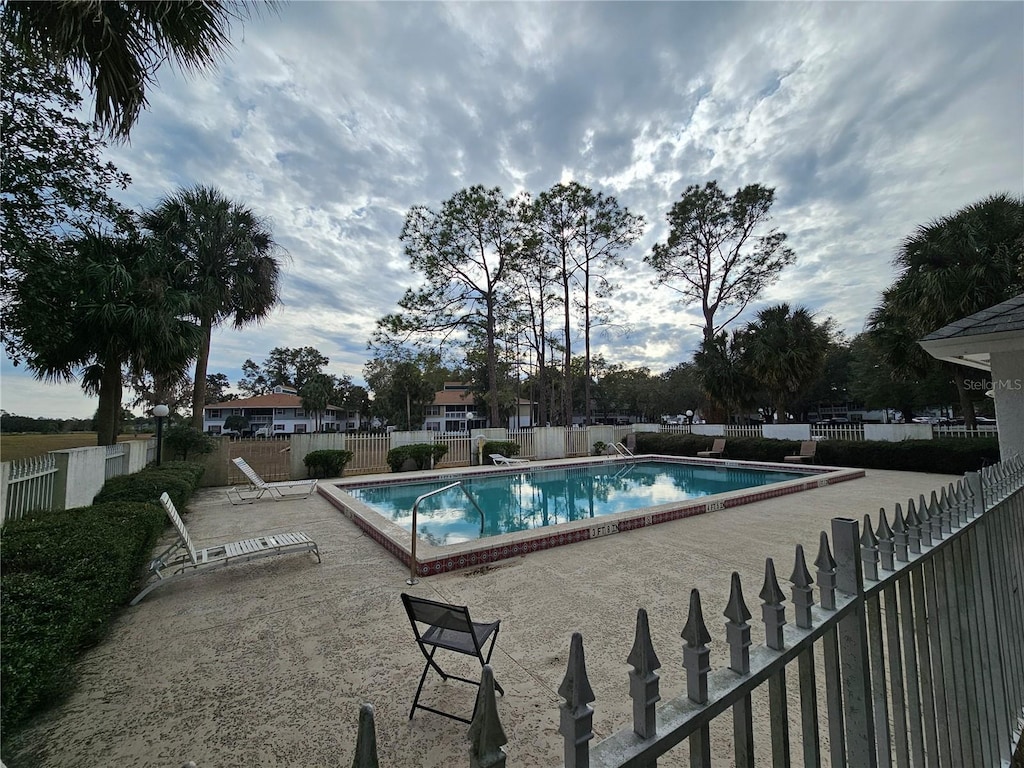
[205,372,234,403]
[867,193,1023,427]
[237,346,331,396]
[1,38,130,338]
[142,185,283,430]
[1,0,264,140]
[645,181,795,344]
[694,331,758,422]
[300,373,333,432]
[363,354,440,430]
[569,188,644,423]
[738,304,832,423]
[377,186,530,427]
[6,230,201,444]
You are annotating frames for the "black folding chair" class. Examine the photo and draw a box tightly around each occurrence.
[401,593,504,723]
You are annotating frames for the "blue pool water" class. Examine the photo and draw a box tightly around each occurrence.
[346,461,806,545]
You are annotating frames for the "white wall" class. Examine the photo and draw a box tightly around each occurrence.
[991,348,1024,460]
[763,424,811,440]
[534,427,568,460]
[863,424,933,442]
[52,446,109,509]
[691,424,727,436]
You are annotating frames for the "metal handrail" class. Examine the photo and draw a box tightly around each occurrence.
[612,442,634,457]
[406,481,486,585]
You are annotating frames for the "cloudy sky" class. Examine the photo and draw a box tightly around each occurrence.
[3,1,1022,419]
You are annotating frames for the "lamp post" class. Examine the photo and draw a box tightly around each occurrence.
[686,409,694,426]
[153,404,169,466]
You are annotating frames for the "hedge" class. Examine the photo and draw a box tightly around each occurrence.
[1,501,167,734]
[634,433,999,475]
[303,449,354,478]
[386,443,449,472]
[93,461,205,509]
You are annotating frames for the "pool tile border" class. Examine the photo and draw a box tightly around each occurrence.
[318,455,865,577]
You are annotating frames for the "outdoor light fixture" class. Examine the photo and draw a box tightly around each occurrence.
[686,409,694,425]
[153,404,169,466]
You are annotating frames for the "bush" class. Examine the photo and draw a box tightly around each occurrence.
[386,443,449,472]
[483,441,521,464]
[634,432,1000,474]
[162,424,216,461]
[93,461,205,509]
[0,501,167,733]
[303,449,353,478]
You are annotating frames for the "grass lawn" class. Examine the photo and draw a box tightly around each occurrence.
[0,433,153,462]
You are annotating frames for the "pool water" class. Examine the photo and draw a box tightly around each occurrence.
[346,461,806,545]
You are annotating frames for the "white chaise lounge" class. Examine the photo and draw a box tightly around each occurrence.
[130,492,321,605]
[490,454,528,466]
[227,456,318,504]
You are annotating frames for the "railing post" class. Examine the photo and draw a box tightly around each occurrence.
[469,665,507,768]
[966,471,984,516]
[724,572,754,768]
[832,516,878,768]
[559,632,595,768]
[627,608,661,741]
[681,589,712,766]
[351,703,380,768]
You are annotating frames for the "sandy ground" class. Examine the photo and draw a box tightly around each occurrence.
[4,467,961,768]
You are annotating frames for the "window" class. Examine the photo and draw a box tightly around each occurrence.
[446,404,468,413]
[208,409,221,418]
[274,424,285,431]
[425,405,440,416]
[293,424,306,434]
[295,410,305,418]
[275,408,287,416]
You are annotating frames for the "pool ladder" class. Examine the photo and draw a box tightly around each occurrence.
[406,481,485,586]
[611,442,635,457]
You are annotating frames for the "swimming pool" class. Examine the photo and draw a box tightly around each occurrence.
[320,455,864,578]
[345,461,809,544]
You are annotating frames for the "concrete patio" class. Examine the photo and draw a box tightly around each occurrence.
[6,467,961,767]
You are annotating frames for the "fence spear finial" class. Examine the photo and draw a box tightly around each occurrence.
[861,513,879,581]
[724,571,752,674]
[681,588,712,704]
[351,703,380,768]
[814,531,837,610]
[558,632,595,768]
[760,558,787,650]
[892,502,909,562]
[875,508,894,572]
[469,666,507,768]
[790,544,815,629]
[627,608,661,739]
[915,494,932,548]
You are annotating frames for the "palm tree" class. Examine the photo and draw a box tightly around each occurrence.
[10,229,201,444]
[740,304,831,423]
[868,193,1023,426]
[142,185,283,430]
[1,1,264,139]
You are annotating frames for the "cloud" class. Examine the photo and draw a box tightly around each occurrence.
[4,1,1021,418]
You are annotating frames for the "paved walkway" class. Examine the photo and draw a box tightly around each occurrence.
[8,468,958,767]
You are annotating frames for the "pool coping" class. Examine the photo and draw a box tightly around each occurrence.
[318,454,865,578]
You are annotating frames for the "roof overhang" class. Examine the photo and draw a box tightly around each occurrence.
[919,328,1024,372]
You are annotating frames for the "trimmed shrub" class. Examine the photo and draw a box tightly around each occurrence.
[386,443,449,472]
[93,461,205,509]
[162,424,216,461]
[483,441,521,463]
[0,501,167,733]
[303,449,354,478]
[634,432,999,474]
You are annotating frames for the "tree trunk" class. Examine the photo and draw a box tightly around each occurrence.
[95,359,123,446]
[583,268,592,425]
[191,317,213,430]
[562,267,572,427]
[951,366,977,429]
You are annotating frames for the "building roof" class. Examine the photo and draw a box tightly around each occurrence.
[204,393,342,411]
[919,293,1024,371]
[432,389,477,406]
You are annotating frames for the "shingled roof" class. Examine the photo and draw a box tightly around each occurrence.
[919,293,1024,371]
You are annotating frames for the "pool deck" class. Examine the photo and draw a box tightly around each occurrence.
[8,466,960,767]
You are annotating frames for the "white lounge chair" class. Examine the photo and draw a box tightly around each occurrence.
[227,456,318,504]
[130,493,321,605]
[489,454,528,466]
